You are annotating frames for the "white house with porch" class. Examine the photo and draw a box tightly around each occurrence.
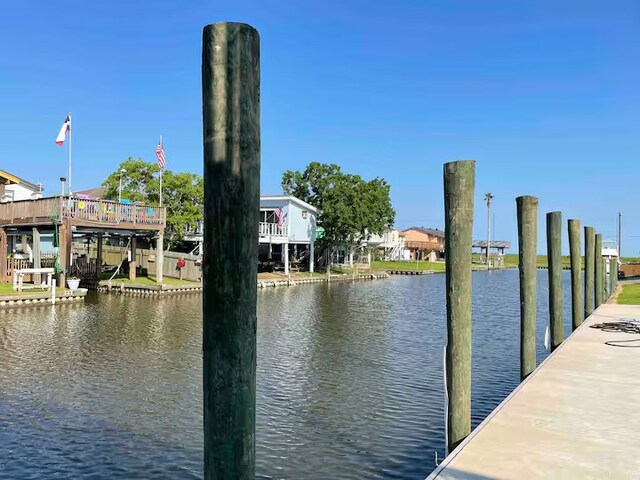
[259,195,318,274]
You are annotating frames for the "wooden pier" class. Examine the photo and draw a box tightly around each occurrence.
[428,302,640,479]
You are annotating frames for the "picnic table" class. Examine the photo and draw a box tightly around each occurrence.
[13,268,55,292]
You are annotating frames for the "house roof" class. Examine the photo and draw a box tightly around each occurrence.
[75,187,106,199]
[403,226,445,238]
[0,169,41,192]
[260,195,318,213]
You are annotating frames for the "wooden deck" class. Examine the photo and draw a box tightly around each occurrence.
[0,196,165,231]
[428,303,640,480]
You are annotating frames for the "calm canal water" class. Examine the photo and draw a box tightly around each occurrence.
[0,270,574,479]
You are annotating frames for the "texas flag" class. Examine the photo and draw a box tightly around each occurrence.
[55,114,71,146]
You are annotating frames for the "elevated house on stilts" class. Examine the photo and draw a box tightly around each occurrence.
[0,188,165,288]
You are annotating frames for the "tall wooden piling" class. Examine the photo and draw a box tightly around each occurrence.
[609,258,616,297]
[32,227,41,285]
[202,22,260,480]
[603,257,609,298]
[595,234,603,308]
[129,235,137,282]
[516,196,538,381]
[584,227,595,317]
[444,160,475,452]
[568,220,583,330]
[0,228,6,280]
[546,212,563,350]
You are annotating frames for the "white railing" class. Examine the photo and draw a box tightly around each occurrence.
[259,222,287,237]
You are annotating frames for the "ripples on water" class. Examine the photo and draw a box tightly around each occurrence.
[0,270,574,479]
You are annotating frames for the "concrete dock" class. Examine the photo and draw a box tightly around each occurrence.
[428,303,640,479]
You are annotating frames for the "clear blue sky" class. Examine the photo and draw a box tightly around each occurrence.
[1,1,638,254]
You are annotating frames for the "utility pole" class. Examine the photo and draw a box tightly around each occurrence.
[618,212,622,258]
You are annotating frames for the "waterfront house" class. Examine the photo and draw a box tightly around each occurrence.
[178,195,318,275]
[259,195,317,274]
[379,229,409,261]
[0,194,165,285]
[0,169,43,202]
[329,229,408,266]
[401,227,445,260]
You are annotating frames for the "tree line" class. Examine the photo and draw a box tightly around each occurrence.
[102,159,394,252]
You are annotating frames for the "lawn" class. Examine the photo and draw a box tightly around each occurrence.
[371,260,446,271]
[0,283,65,295]
[616,284,640,305]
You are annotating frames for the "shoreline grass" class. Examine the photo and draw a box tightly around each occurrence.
[616,284,640,305]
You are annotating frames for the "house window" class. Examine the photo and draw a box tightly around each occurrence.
[301,210,308,219]
[260,210,278,223]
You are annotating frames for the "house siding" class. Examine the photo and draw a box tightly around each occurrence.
[259,197,317,244]
[0,184,42,202]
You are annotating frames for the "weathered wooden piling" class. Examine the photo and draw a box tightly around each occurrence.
[202,22,260,480]
[603,257,609,298]
[584,227,595,317]
[516,196,538,381]
[568,219,583,330]
[444,160,475,452]
[609,257,616,297]
[595,234,603,308]
[546,212,563,350]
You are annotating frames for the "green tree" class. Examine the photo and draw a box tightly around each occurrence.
[101,159,204,247]
[102,157,160,203]
[161,171,204,246]
[282,162,395,252]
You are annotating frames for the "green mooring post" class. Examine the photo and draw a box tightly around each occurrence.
[202,22,260,480]
[568,219,583,330]
[444,160,475,452]
[546,212,563,351]
[516,196,538,381]
[584,227,595,317]
[595,234,603,308]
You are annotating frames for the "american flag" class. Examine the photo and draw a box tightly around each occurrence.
[275,208,285,227]
[156,139,166,168]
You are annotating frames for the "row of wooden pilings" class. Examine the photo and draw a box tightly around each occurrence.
[197,20,623,478]
[443,160,618,454]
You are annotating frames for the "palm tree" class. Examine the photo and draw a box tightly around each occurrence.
[484,193,494,266]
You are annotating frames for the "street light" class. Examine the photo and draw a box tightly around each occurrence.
[118,168,127,203]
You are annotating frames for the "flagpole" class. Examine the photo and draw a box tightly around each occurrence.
[159,135,163,207]
[68,112,72,195]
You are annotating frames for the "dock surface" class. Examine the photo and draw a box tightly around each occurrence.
[428,303,640,479]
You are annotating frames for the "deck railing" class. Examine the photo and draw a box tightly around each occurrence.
[61,197,165,226]
[258,222,287,237]
[0,196,165,227]
[0,197,60,223]
[405,240,444,251]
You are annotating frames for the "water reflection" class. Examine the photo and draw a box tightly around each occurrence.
[0,270,573,479]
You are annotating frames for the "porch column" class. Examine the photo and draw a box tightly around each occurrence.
[96,234,103,278]
[32,228,41,285]
[0,228,6,281]
[284,242,289,275]
[58,220,70,287]
[309,241,314,273]
[349,250,354,267]
[156,233,164,284]
[129,235,137,282]
[268,242,272,260]
[367,249,371,266]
